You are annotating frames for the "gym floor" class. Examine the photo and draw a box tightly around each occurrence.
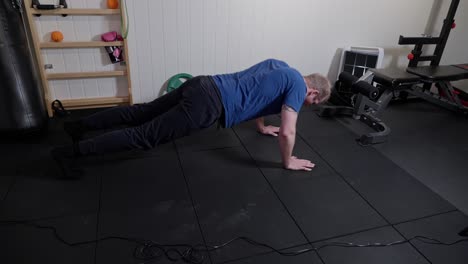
[1,99,467,264]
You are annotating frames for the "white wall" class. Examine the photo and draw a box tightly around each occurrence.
[34,0,468,103]
[125,0,468,104]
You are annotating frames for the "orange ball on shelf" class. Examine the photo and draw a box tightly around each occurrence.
[107,0,119,9]
[51,31,64,42]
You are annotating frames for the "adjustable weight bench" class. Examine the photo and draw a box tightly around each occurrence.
[319,68,422,145]
[319,65,468,145]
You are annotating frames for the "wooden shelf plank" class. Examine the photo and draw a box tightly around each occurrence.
[60,97,130,109]
[23,0,53,116]
[120,0,133,105]
[40,41,123,49]
[30,8,120,16]
[47,71,126,80]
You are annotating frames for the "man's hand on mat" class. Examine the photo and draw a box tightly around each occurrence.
[258,125,280,137]
[285,156,315,171]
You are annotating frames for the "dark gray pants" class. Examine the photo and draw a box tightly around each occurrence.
[77,76,224,155]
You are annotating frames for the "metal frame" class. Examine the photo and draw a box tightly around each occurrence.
[318,71,394,146]
[354,88,393,146]
[409,81,468,114]
[399,0,468,114]
[400,0,460,67]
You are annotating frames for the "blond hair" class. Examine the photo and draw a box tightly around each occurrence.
[304,73,332,102]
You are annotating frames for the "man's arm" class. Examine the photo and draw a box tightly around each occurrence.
[256,117,265,131]
[279,105,315,171]
[256,117,279,136]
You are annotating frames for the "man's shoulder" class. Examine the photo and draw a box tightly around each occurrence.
[272,67,302,79]
[262,58,289,68]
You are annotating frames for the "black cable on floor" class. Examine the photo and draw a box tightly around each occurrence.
[1,220,467,264]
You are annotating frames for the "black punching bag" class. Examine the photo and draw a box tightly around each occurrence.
[0,0,47,134]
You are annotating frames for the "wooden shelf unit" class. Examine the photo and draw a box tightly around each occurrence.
[40,41,124,49]
[23,0,133,117]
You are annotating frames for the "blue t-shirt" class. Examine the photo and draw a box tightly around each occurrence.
[213,59,306,128]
